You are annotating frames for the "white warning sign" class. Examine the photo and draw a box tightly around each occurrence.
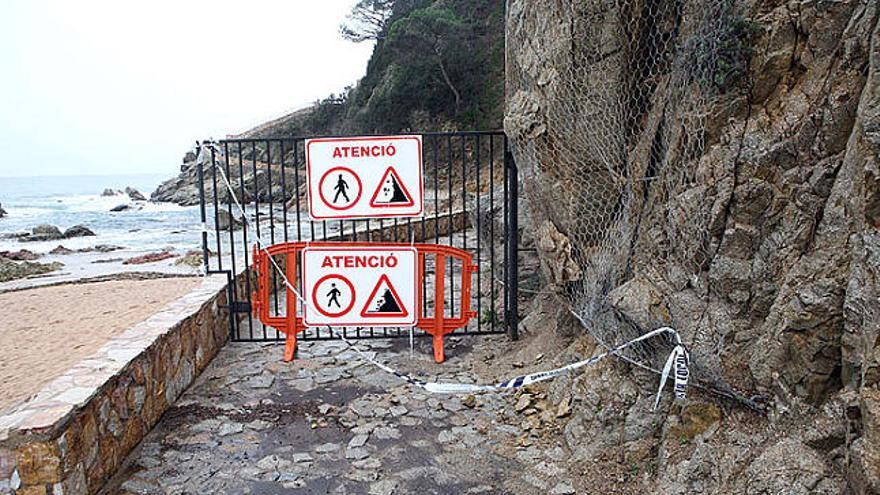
[302,245,417,327]
[306,135,423,219]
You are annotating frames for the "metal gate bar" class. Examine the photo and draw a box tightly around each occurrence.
[199,131,519,342]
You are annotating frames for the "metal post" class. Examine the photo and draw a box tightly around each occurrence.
[505,143,519,340]
[196,145,209,270]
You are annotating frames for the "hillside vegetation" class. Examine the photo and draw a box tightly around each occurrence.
[238,0,504,138]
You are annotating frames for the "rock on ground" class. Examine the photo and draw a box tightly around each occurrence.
[0,257,63,282]
[125,187,146,201]
[0,249,40,261]
[123,251,175,265]
[62,224,96,238]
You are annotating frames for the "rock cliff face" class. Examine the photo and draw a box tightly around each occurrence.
[151,148,298,207]
[506,0,880,492]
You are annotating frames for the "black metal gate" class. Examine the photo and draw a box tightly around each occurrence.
[198,131,519,342]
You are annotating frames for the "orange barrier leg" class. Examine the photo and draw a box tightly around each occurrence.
[283,332,297,362]
[433,334,445,363]
[433,254,446,363]
[283,249,298,362]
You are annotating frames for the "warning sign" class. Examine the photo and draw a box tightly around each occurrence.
[306,135,423,219]
[302,245,417,327]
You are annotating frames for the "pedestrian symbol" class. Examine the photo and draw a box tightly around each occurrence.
[360,274,408,318]
[311,274,356,318]
[332,175,350,204]
[318,167,362,211]
[370,167,414,208]
[327,283,343,308]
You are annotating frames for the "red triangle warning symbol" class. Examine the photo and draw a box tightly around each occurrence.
[360,274,409,318]
[369,167,415,208]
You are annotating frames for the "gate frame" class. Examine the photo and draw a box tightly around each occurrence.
[198,131,520,344]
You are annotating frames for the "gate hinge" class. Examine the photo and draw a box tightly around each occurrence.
[230,301,252,313]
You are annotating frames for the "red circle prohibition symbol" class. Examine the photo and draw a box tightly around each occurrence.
[312,274,356,318]
[318,166,362,211]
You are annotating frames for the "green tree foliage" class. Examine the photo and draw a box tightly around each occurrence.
[385,7,471,112]
[340,0,394,42]
[282,0,504,137]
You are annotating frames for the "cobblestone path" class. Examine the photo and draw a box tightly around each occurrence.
[104,334,583,495]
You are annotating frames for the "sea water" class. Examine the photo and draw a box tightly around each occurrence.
[0,174,202,254]
[0,174,206,288]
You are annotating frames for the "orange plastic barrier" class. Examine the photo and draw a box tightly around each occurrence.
[251,241,477,363]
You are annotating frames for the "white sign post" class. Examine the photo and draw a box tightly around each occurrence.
[306,135,424,219]
[302,245,418,327]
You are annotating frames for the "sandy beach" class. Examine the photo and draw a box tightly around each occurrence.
[0,276,202,412]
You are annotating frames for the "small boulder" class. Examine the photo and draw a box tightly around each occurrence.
[90,244,123,253]
[217,210,243,231]
[101,188,119,196]
[0,202,7,218]
[0,232,28,240]
[92,258,123,264]
[50,245,75,255]
[0,257,63,282]
[20,224,65,242]
[123,251,175,265]
[174,250,203,268]
[63,225,96,238]
[0,249,40,261]
[33,224,62,237]
[110,204,132,212]
[125,187,146,201]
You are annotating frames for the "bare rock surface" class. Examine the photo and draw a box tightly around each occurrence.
[62,224,96,238]
[506,0,880,491]
[16,224,98,242]
[151,150,298,206]
[125,187,146,201]
[26,223,63,241]
[122,251,176,265]
[0,249,40,261]
[0,257,63,282]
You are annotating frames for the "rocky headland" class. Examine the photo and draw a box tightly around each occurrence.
[151,149,298,207]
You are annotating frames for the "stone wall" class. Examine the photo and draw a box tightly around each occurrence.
[0,276,230,495]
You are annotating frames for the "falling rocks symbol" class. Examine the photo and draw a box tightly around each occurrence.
[370,167,414,207]
[361,274,408,317]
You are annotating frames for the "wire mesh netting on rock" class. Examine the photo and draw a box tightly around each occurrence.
[506,0,753,399]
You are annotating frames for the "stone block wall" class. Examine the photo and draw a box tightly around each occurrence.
[0,275,230,494]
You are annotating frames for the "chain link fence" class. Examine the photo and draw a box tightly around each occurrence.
[507,0,754,401]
